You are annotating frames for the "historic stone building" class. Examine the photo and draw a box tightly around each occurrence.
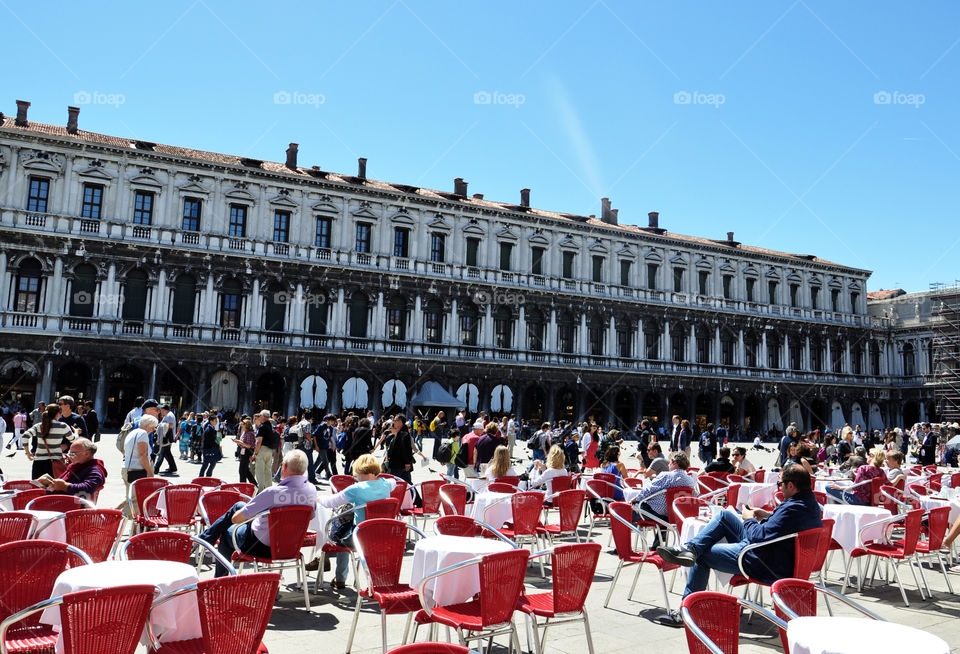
[0,100,938,431]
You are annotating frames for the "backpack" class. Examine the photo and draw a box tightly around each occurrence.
[116,421,135,453]
[595,436,616,463]
[453,442,470,468]
[434,439,453,464]
[336,429,351,451]
[527,431,541,451]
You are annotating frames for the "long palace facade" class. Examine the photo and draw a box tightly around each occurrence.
[0,100,939,431]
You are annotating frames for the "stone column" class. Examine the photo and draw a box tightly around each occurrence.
[448,299,459,345]
[607,316,616,357]
[825,339,833,373]
[663,321,671,361]
[578,313,587,354]
[373,291,386,341]
[547,308,557,352]
[147,362,158,399]
[688,323,696,363]
[737,329,745,367]
[39,359,54,401]
[760,332,768,368]
[517,305,526,351]
[714,326,721,364]
[98,264,116,318]
[413,295,423,342]
[249,279,262,330]
[482,303,494,348]
[94,362,107,417]
[333,288,346,337]
[194,369,209,412]
[48,258,64,315]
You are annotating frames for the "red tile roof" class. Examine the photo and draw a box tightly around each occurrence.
[867,289,905,300]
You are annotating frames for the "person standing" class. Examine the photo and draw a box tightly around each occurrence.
[313,414,336,480]
[252,410,278,491]
[918,423,938,466]
[23,404,72,478]
[699,423,717,466]
[57,396,87,440]
[385,415,415,483]
[506,414,518,459]
[197,414,222,478]
[231,418,258,485]
[294,415,318,485]
[122,414,157,487]
[10,409,27,450]
[81,401,99,443]
[669,415,682,453]
[28,401,45,429]
[153,405,179,476]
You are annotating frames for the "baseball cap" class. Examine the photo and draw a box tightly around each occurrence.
[141,399,159,409]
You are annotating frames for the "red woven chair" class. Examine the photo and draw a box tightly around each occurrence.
[672,496,712,523]
[593,472,617,486]
[367,498,401,520]
[331,475,357,493]
[147,572,279,654]
[679,591,785,654]
[907,483,933,499]
[386,645,469,654]
[536,489,585,545]
[583,479,618,539]
[696,475,728,495]
[24,495,94,512]
[413,549,530,651]
[623,477,644,490]
[121,531,233,572]
[219,482,255,497]
[950,472,960,489]
[198,490,243,527]
[346,518,427,653]
[0,512,38,544]
[727,474,746,484]
[724,483,741,509]
[408,480,445,529]
[233,505,313,609]
[189,477,223,489]
[391,481,411,516]
[664,487,694,537]
[496,493,546,574]
[127,477,170,532]
[913,505,954,595]
[753,470,766,483]
[604,501,679,612]
[0,540,93,654]
[139,484,202,532]
[547,475,573,494]
[842,508,925,606]
[493,476,520,488]
[2,481,35,492]
[439,484,467,516]
[1,584,155,654]
[771,578,885,653]
[728,525,828,602]
[812,490,828,506]
[486,482,517,494]
[62,509,124,563]
[435,516,480,537]
[706,471,730,481]
[10,489,45,511]
[519,542,601,654]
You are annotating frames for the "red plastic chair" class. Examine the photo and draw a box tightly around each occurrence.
[232,505,313,610]
[412,548,530,651]
[24,495,94,512]
[189,477,223,489]
[907,483,933,498]
[547,475,573,494]
[139,484,202,531]
[408,480,445,528]
[665,487,694,534]
[62,509,124,563]
[728,525,828,600]
[672,496,712,523]
[623,477,644,490]
[390,481,410,515]
[486,482,517,494]
[536,489,585,545]
[724,483,741,509]
[812,491,828,506]
[1,584,155,654]
[1,481,36,492]
[127,478,170,531]
[519,542,601,654]
[583,479,617,539]
[0,512,38,544]
[679,591,784,654]
[435,516,480,537]
[706,471,730,481]
[914,505,955,595]
[727,474,746,484]
[493,476,520,488]
[219,482,255,497]
[346,519,426,653]
[753,470,766,483]
[842,508,925,606]
[147,572,279,654]
[697,476,728,495]
[497,493,546,571]
[950,472,960,489]
[198,490,243,527]
[604,501,679,612]
[367,497,401,520]
[10,489,45,511]
[439,484,467,516]
[385,645,469,654]
[123,531,193,563]
[330,475,356,493]
[0,540,93,654]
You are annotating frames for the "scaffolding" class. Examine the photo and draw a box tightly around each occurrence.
[931,282,960,422]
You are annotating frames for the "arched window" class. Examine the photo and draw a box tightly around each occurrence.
[308,293,328,335]
[349,294,369,338]
[832,339,844,373]
[69,264,97,318]
[171,274,196,325]
[424,298,444,344]
[903,342,916,376]
[459,301,479,346]
[220,279,242,329]
[14,258,43,313]
[720,330,735,366]
[493,306,513,349]
[388,296,406,341]
[616,317,633,358]
[121,269,148,322]
[852,342,863,375]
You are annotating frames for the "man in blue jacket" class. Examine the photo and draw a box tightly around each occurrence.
[656,463,822,627]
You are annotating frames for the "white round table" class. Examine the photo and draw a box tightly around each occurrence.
[821,504,891,552]
[814,479,850,494]
[679,511,735,586]
[787,615,949,654]
[410,535,513,606]
[736,483,778,508]
[917,495,960,523]
[469,492,514,528]
[27,510,67,542]
[40,560,201,653]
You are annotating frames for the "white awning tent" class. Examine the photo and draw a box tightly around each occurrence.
[766,398,784,433]
[850,402,866,430]
[342,377,369,410]
[410,382,465,408]
[210,370,238,410]
[869,402,885,431]
[490,385,513,413]
[788,399,803,430]
[299,375,328,410]
[456,383,480,413]
[381,379,408,408]
[830,401,846,431]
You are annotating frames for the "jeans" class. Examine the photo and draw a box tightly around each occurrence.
[238,451,257,485]
[199,501,271,577]
[682,510,749,597]
[199,448,220,477]
[445,462,460,479]
[335,551,350,583]
[826,486,866,505]
[297,446,316,484]
[315,449,332,479]
[154,444,178,474]
[527,449,546,472]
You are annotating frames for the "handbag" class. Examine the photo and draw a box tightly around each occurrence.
[328,503,355,547]
[41,431,67,477]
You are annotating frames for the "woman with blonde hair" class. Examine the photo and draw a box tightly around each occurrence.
[530,444,571,497]
[484,445,519,481]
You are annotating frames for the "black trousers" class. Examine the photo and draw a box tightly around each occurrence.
[154,444,178,474]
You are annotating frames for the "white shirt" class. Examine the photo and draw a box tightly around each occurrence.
[738,457,757,473]
[484,466,520,481]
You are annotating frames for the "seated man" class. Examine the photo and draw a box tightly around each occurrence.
[199,450,317,577]
[629,451,696,545]
[703,446,735,474]
[656,463,823,627]
[636,442,669,479]
[731,447,757,476]
[38,438,106,500]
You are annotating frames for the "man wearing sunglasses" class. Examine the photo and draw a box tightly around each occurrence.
[36,437,106,501]
[656,463,822,627]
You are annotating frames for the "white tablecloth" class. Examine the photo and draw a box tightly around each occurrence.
[787,616,949,654]
[0,497,13,512]
[309,505,331,541]
[814,479,850,494]
[464,478,488,492]
[40,560,200,653]
[917,496,960,523]
[410,535,513,606]
[821,505,891,552]
[735,483,778,508]
[469,492,513,528]
[679,512,733,586]
[27,510,67,542]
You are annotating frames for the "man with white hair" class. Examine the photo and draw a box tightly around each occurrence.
[252,409,280,492]
[123,414,157,486]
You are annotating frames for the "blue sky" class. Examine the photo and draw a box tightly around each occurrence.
[3,0,958,292]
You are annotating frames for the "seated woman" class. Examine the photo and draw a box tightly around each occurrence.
[311,453,396,589]
[826,448,886,505]
[529,445,571,500]
[884,451,906,487]
[598,445,626,502]
[796,443,817,476]
[483,445,520,481]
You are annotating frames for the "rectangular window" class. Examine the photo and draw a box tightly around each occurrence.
[133,191,154,225]
[592,256,603,283]
[273,211,290,243]
[81,184,103,219]
[617,329,631,357]
[355,223,371,253]
[27,177,49,213]
[746,278,755,302]
[466,238,480,267]
[228,204,247,238]
[850,292,860,314]
[221,294,240,328]
[531,247,544,275]
[562,252,575,279]
[830,289,840,312]
[768,280,778,305]
[698,270,709,296]
[722,275,732,299]
[15,275,41,313]
[673,268,684,293]
[430,233,445,263]
[527,322,544,351]
[425,312,442,344]
[589,327,603,355]
[460,315,478,346]
[495,318,511,349]
[558,324,574,353]
[721,338,734,366]
[499,242,513,271]
[645,331,659,360]
[393,228,408,258]
[182,198,201,231]
[790,284,799,307]
[810,286,820,309]
[620,260,631,287]
[697,334,710,364]
[315,216,331,248]
[647,263,658,290]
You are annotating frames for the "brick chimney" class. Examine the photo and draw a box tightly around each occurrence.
[727,231,734,242]
[67,106,80,134]
[15,100,30,126]
[285,143,298,169]
[454,178,468,196]
[520,188,530,207]
[648,211,660,229]
[609,209,619,225]
[601,197,611,222]
[357,157,367,179]
[473,193,484,199]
